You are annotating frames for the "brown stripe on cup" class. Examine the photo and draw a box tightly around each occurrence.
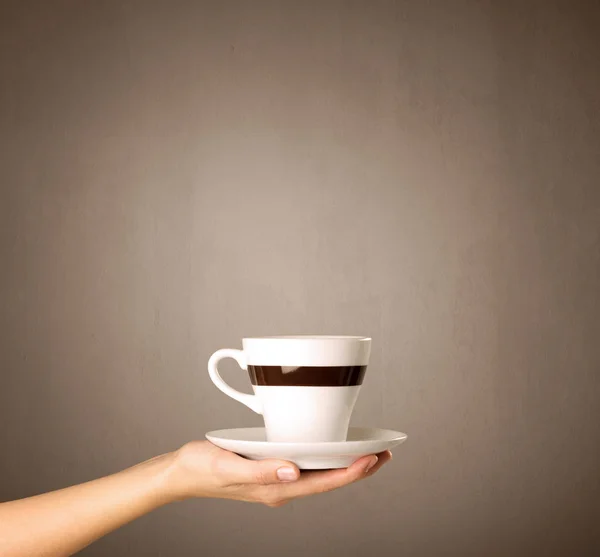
[247,365,367,387]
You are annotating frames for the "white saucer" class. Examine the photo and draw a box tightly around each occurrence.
[205,427,407,469]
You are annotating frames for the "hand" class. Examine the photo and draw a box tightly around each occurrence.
[164,441,392,507]
[0,442,391,557]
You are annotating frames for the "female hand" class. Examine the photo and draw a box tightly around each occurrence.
[0,441,392,557]
[166,441,392,507]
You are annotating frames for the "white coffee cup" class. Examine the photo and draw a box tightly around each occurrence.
[207,336,371,442]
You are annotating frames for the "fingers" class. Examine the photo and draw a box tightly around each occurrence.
[272,454,380,501]
[253,460,301,485]
[213,447,392,508]
[220,453,301,486]
[365,450,392,477]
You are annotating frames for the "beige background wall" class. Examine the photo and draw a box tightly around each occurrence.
[1,1,599,556]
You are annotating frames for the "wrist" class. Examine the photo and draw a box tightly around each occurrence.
[134,451,181,507]
[158,447,198,503]
[159,441,219,502]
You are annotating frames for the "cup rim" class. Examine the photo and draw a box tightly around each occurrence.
[243,335,371,341]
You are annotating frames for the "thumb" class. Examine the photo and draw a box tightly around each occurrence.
[249,459,301,485]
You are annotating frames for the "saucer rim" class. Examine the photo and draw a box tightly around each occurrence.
[205,426,407,447]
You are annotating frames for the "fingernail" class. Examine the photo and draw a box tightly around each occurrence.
[277,467,298,482]
[365,456,378,473]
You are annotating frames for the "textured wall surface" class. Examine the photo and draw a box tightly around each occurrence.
[1,1,599,556]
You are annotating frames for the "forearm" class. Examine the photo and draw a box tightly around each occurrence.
[0,452,177,557]
[0,441,388,556]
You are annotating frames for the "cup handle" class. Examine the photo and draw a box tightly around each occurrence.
[207,349,262,414]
